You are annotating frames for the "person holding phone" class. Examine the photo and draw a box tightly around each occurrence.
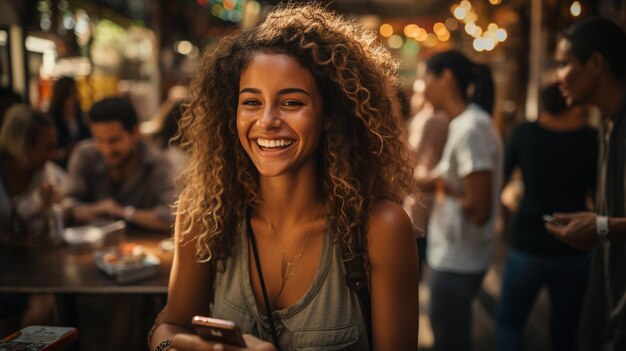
[149,3,419,351]
[548,17,626,350]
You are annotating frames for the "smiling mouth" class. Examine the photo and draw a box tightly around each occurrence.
[255,138,295,151]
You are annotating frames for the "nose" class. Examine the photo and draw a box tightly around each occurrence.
[257,104,282,129]
[551,70,560,84]
[98,142,115,158]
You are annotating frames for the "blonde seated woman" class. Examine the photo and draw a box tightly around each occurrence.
[149,3,419,351]
[0,104,66,336]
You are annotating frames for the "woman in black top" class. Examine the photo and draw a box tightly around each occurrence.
[496,83,597,351]
[48,76,90,168]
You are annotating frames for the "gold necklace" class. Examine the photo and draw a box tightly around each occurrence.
[258,204,320,302]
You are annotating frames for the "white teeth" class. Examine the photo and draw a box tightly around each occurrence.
[256,138,293,148]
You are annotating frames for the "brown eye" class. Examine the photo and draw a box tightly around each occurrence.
[283,100,303,107]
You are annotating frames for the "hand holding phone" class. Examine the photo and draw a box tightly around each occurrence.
[543,214,564,226]
[192,315,247,347]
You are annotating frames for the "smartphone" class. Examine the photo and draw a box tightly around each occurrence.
[192,315,247,347]
[0,326,78,351]
[542,214,564,226]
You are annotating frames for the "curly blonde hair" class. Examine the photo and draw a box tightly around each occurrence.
[177,2,417,262]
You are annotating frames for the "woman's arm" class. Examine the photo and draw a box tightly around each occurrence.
[367,201,419,350]
[149,208,213,350]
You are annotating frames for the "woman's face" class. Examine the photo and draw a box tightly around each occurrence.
[422,70,444,110]
[64,90,77,118]
[236,53,324,178]
[25,126,57,170]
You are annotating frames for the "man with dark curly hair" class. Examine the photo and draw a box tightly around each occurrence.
[149,3,419,351]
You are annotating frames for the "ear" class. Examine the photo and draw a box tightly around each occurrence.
[132,125,142,141]
[587,52,607,77]
[441,68,455,85]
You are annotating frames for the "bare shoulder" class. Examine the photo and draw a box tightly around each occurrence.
[367,200,413,237]
[366,201,414,254]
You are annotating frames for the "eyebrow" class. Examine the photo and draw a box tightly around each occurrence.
[239,87,311,97]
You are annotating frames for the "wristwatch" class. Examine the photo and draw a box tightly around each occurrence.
[596,215,609,241]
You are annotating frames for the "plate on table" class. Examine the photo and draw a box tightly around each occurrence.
[94,243,160,284]
[63,220,125,248]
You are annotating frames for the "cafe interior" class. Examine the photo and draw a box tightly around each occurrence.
[0,0,625,350]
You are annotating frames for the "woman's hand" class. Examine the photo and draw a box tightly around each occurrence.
[170,333,276,351]
[39,182,62,211]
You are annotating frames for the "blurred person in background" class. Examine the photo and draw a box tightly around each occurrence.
[48,77,90,168]
[0,104,66,243]
[0,87,22,128]
[548,17,626,350]
[48,76,90,169]
[417,50,502,351]
[0,104,65,337]
[403,79,449,271]
[61,96,177,350]
[63,96,176,232]
[496,83,597,351]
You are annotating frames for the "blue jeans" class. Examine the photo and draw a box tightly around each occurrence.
[496,248,589,351]
[429,268,486,351]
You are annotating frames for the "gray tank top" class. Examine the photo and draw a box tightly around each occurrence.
[211,218,370,351]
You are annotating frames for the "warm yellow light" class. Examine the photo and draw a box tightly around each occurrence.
[380,23,394,37]
[495,28,508,41]
[423,33,438,48]
[415,28,428,41]
[466,11,478,23]
[472,26,483,38]
[570,1,582,17]
[404,24,419,38]
[434,22,447,35]
[445,17,458,31]
[465,22,477,35]
[453,7,467,20]
[487,23,498,32]
[489,0,502,4]
[437,30,451,42]
[388,35,403,49]
[460,0,472,10]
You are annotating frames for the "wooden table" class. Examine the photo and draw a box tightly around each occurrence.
[0,230,174,350]
[0,232,173,294]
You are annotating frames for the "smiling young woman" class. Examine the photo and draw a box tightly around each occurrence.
[149,3,419,351]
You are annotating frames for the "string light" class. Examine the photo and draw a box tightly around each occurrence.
[433,22,447,36]
[449,0,508,52]
[388,35,403,49]
[445,18,459,31]
[404,24,419,38]
[415,28,428,42]
[570,1,582,17]
[495,28,507,41]
[379,23,393,38]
